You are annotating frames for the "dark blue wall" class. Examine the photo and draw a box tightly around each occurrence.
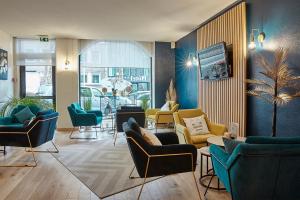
[175,30,198,109]
[174,0,300,136]
[246,0,300,136]
[155,42,175,107]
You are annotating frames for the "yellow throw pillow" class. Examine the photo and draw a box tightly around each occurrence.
[140,128,162,146]
[183,115,210,135]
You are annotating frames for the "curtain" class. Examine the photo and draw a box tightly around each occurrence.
[15,38,56,66]
[80,40,151,68]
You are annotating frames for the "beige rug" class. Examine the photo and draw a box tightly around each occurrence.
[52,139,159,199]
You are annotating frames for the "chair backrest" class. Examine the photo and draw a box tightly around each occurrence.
[67,105,77,126]
[174,109,208,126]
[27,111,59,148]
[123,118,153,177]
[116,107,145,132]
[228,142,300,200]
[71,102,82,111]
[10,104,41,121]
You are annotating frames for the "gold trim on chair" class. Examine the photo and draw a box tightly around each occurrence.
[0,116,59,167]
[126,137,202,200]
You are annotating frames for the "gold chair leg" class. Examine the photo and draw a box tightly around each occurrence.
[192,172,202,200]
[113,129,119,146]
[137,157,150,200]
[0,133,37,167]
[129,166,136,179]
[25,140,59,153]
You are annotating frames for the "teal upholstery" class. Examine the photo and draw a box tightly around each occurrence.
[210,137,300,200]
[67,103,102,127]
[0,105,41,127]
[14,106,35,123]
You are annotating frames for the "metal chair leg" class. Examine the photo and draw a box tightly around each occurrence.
[192,172,202,200]
[25,140,59,153]
[137,157,150,200]
[113,130,118,146]
[0,133,37,167]
[204,173,214,197]
[69,127,97,139]
[129,166,137,179]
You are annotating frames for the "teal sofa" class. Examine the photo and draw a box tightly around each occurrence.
[0,105,41,127]
[210,136,300,200]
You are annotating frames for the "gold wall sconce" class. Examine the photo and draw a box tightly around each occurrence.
[249,29,266,50]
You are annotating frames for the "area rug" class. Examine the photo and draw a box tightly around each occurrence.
[52,139,159,199]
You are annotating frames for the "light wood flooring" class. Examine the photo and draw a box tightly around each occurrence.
[0,131,231,200]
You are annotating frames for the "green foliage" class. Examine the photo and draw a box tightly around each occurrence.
[140,96,150,111]
[83,97,92,111]
[0,97,53,117]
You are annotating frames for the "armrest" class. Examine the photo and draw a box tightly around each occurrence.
[209,144,230,169]
[87,110,102,117]
[175,124,193,144]
[155,132,179,145]
[145,108,160,116]
[0,117,14,125]
[156,111,173,115]
[209,122,227,136]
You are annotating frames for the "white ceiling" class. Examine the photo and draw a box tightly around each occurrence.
[0,0,236,42]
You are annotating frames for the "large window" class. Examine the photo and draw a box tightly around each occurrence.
[80,40,152,113]
[15,39,56,107]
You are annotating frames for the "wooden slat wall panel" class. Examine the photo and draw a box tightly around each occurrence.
[197,3,247,137]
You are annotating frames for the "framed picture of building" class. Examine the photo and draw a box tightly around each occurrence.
[0,49,8,80]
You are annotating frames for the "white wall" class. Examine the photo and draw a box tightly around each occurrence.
[0,30,14,103]
[56,39,79,128]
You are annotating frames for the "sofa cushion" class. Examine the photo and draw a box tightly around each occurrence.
[246,136,300,144]
[140,128,162,146]
[191,134,215,144]
[76,109,86,114]
[14,107,35,123]
[37,109,54,116]
[183,115,210,135]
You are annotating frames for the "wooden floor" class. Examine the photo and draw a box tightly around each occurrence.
[0,131,231,200]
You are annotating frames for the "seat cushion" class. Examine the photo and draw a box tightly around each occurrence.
[140,128,162,146]
[191,134,215,144]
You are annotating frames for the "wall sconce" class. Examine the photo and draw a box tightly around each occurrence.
[248,29,266,50]
[64,41,72,70]
[186,53,198,67]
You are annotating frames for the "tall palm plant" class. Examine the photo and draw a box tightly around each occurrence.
[246,48,300,137]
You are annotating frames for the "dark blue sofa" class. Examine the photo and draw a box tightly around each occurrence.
[0,110,59,167]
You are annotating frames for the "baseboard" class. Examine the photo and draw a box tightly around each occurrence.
[56,128,78,132]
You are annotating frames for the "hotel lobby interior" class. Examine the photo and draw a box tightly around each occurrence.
[0,0,300,199]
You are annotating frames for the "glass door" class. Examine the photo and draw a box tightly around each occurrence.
[20,65,56,108]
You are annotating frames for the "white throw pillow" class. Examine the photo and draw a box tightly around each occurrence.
[160,102,170,111]
[183,115,210,135]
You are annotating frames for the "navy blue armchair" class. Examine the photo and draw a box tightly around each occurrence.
[209,136,300,200]
[67,103,102,139]
[122,118,201,199]
[0,110,59,167]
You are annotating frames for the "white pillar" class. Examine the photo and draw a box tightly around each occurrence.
[56,39,79,129]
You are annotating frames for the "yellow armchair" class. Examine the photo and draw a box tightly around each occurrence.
[145,102,179,132]
[173,109,227,148]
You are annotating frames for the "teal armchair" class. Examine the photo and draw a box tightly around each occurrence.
[0,105,41,127]
[67,103,102,139]
[209,137,300,200]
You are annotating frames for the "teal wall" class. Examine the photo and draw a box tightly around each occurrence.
[175,31,198,109]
